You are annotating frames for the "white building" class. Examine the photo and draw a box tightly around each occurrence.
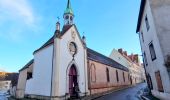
[136,0,170,99]
[0,81,11,92]
[109,49,145,85]
[16,0,133,99]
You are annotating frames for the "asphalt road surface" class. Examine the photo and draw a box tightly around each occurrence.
[96,83,147,100]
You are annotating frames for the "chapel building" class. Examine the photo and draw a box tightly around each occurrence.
[16,0,131,99]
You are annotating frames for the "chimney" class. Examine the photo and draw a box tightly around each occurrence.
[128,54,134,61]
[134,54,139,63]
[123,51,127,56]
[118,48,123,54]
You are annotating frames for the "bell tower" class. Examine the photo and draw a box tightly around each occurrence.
[63,0,74,25]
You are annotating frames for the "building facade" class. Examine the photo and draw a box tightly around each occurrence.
[136,0,170,99]
[109,49,145,85]
[16,0,132,99]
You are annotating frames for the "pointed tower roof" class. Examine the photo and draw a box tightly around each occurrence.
[64,0,74,15]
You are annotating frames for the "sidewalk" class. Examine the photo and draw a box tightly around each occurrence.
[141,95,160,100]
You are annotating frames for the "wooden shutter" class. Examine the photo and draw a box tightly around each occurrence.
[155,71,164,92]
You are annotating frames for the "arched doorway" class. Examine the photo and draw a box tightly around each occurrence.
[69,64,78,97]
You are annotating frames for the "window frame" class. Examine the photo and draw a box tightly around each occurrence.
[145,15,150,31]
[106,68,110,82]
[149,42,157,61]
[141,31,144,42]
[116,70,119,82]
[155,71,164,92]
[123,72,125,82]
[90,63,96,83]
[143,52,148,66]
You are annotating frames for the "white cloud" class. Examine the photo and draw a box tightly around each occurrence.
[0,0,35,25]
[0,0,43,42]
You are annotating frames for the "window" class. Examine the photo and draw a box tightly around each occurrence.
[145,15,150,31]
[155,71,164,92]
[143,52,148,66]
[123,72,125,82]
[27,72,32,80]
[90,64,96,82]
[116,70,119,82]
[141,32,144,42]
[149,42,156,61]
[106,68,110,82]
[147,74,153,90]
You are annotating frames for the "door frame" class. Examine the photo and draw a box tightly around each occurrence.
[66,61,79,96]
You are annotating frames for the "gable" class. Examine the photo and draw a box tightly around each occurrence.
[59,24,84,48]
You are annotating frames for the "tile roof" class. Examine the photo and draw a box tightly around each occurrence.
[87,48,129,72]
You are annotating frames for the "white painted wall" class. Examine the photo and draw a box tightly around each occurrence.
[25,45,53,96]
[109,49,145,84]
[138,0,170,99]
[109,49,130,68]
[16,69,28,98]
[53,25,87,97]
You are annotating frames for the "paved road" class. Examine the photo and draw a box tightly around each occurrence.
[0,93,8,100]
[96,83,147,100]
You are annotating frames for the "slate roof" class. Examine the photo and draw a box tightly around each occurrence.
[20,24,128,73]
[33,37,54,54]
[33,25,73,54]
[136,0,146,32]
[87,48,129,72]
[19,59,34,72]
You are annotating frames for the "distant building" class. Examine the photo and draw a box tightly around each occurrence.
[0,70,18,93]
[0,81,11,92]
[109,49,145,85]
[136,0,170,99]
[16,0,132,99]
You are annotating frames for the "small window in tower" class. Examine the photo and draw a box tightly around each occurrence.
[66,15,69,20]
[70,16,73,21]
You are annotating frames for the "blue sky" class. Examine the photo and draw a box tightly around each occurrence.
[0,0,141,72]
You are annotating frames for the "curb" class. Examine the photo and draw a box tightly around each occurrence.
[141,96,150,100]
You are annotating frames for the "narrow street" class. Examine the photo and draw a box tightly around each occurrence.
[0,94,8,100]
[96,83,146,100]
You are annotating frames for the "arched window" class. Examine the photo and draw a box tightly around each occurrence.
[106,68,110,82]
[90,63,96,82]
[116,70,119,82]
